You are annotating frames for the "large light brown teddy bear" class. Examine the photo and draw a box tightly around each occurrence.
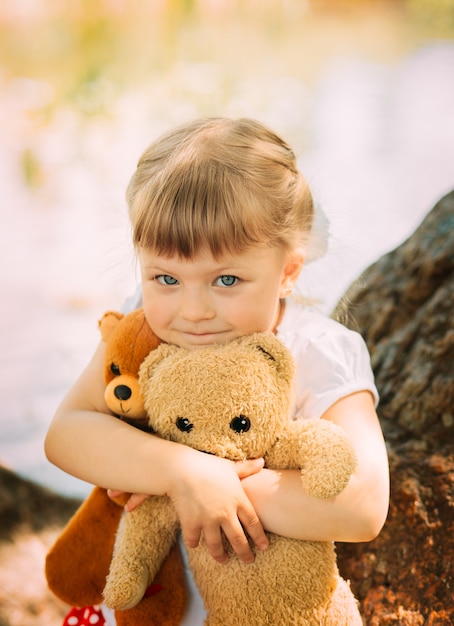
[45,309,188,626]
[103,332,362,625]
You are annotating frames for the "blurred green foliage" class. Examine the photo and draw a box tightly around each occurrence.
[405,0,454,29]
[1,0,452,120]
[20,148,43,188]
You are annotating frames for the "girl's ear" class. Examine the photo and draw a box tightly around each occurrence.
[280,253,304,297]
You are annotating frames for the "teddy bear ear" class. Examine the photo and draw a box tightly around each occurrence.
[139,342,182,381]
[98,311,124,342]
[239,332,295,384]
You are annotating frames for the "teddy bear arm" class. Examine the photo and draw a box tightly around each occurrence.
[265,420,357,500]
[103,495,180,611]
[45,486,124,606]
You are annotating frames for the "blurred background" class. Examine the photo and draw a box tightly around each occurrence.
[1,0,453,498]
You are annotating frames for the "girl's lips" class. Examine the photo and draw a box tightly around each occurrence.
[184,332,222,339]
[179,328,226,337]
[178,330,232,345]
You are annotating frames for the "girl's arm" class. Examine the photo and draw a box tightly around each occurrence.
[241,391,389,542]
[44,342,268,564]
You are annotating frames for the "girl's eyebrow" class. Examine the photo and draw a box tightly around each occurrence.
[140,262,161,271]
[140,256,175,270]
[211,264,249,276]
[141,263,176,276]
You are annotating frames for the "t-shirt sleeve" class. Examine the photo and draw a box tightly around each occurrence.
[290,325,379,420]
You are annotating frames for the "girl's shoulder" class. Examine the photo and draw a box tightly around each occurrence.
[278,297,360,347]
[278,296,373,366]
[278,298,378,419]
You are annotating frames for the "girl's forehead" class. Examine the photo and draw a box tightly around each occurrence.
[139,245,286,270]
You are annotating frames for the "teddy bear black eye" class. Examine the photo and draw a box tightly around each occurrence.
[176,417,194,433]
[230,415,251,433]
[111,363,121,376]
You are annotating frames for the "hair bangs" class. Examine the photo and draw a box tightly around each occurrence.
[131,160,278,259]
[128,117,315,260]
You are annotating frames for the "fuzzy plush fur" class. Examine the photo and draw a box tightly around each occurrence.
[103,332,362,625]
[45,309,188,626]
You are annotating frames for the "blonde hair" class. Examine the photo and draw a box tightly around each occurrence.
[127,117,314,258]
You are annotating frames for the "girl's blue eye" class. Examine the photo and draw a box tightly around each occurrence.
[157,275,178,285]
[215,275,238,287]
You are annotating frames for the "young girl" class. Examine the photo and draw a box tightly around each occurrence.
[45,117,389,625]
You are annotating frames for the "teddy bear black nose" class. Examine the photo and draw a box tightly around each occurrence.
[114,385,132,401]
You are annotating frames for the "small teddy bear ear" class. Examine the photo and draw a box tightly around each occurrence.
[238,332,295,384]
[98,311,124,342]
[138,342,182,382]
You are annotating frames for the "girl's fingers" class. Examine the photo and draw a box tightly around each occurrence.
[222,521,254,564]
[182,524,202,550]
[183,516,260,564]
[234,457,264,479]
[107,488,124,498]
[123,493,149,511]
[238,504,269,553]
[203,526,229,564]
[222,505,267,563]
[183,519,229,563]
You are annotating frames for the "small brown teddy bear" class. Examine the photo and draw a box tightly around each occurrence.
[103,332,362,625]
[45,309,188,626]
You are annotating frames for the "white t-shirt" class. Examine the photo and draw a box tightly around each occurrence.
[278,297,378,419]
[102,293,378,625]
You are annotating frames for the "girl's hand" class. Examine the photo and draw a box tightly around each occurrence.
[168,451,268,564]
[107,489,149,512]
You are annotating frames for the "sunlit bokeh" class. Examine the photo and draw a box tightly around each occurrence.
[1,0,453,496]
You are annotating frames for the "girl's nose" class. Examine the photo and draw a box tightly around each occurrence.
[179,289,215,322]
